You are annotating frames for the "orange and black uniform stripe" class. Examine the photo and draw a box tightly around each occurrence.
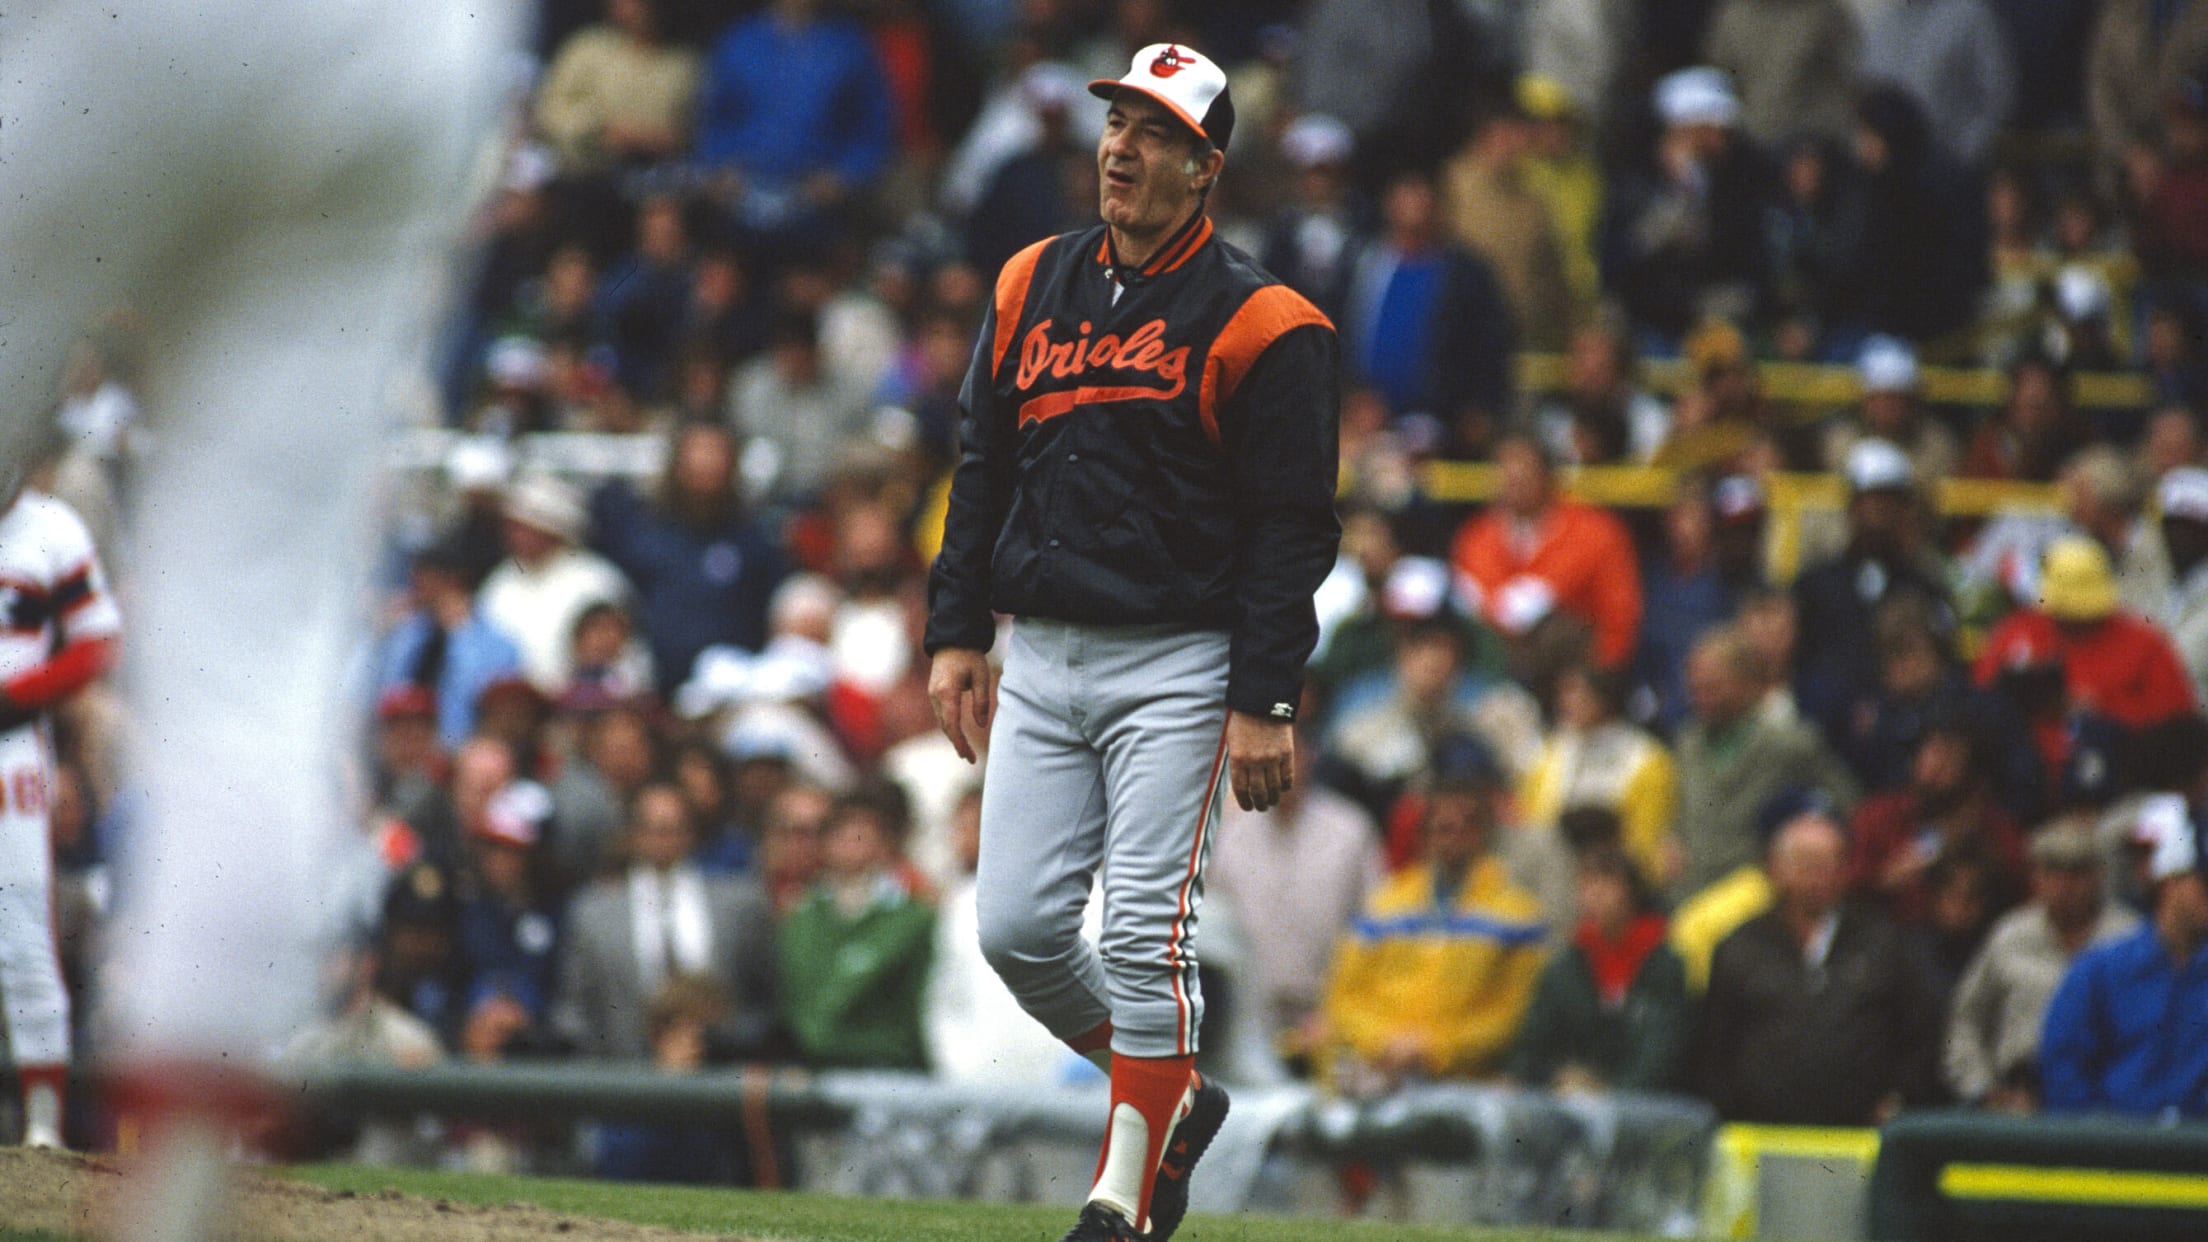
[925,215,1341,722]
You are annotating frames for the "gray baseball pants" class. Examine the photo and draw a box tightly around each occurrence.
[975,617,1231,1059]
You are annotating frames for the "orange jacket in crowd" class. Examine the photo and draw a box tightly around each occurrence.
[1452,499,1643,667]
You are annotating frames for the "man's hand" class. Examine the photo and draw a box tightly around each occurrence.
[1226,710,1293,812]
[928,648,997,764]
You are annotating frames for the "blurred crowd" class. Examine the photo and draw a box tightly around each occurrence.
[21,0,2208,1188]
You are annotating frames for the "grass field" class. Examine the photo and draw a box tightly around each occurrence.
[0,1161,1668,1242]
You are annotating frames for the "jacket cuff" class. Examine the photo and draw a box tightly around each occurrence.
[1226,677,1299,723]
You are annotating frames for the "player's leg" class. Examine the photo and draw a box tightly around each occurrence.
[973,619,1115,1051]
[1077,626,1235,1236]
[0,737,70,1147]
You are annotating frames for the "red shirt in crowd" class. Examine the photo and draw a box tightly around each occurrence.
[1452,499,1642,667]
[1971,608,2196,728]
[1847,790,2027,924]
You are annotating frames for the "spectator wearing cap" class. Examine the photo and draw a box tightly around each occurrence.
[1973,535,2197,735]
[1945,817,2139,1110]
[533,0,699,175]
[1636,475,1760,733]
[1452,435,1642,670]
[1822,337,1960,486]
[1608,68,1772,342]
[454,781,566,1062]
[1650,320,1791,472]
[1533,324,1672,466]
[591,422,786,695]
[1697,801,1940,1123]
[552,783,778,1061]
[693,0,894,243]
[1321,612,1543,825]
[479,473,635,697]
[1510,841,1690,1093]
[1442,93,1579,353]
[1792,438,1955,733]
[1674,625,1861,897]
[1860,0,2017,166]
[1847,720,2028,924]
[1521,664,1681,889]
[1321,771,1548,1086]
[1342,169,1516,453]
[1958,445,2170,620]
[378,541,525,752]
[1310,516,1503,702]
[2040,794,2208,1116]
[372,686,446,827]
[2159,467,2208,700]
[1257,114,1366,326]
[1964,352,2092,483]
[1703,0,1858,145]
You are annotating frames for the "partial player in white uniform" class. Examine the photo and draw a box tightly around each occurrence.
[2,1,515,1234]
[0,484,119,1148]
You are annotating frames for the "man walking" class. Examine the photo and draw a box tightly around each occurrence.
[925,42,1341,1242]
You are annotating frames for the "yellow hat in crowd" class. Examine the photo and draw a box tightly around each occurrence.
[2039,535,2118,623]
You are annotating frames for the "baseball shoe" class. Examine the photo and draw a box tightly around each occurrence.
[1146,1079,1230,1242]
[1058,1201,1145,1242]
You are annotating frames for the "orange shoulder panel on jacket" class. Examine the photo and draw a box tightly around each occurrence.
[1197,284,1333,445]
[991,239,1052,376]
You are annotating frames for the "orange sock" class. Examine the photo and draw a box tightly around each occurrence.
[1065,1020,1114,1075]
[1088,1052,1196,1228]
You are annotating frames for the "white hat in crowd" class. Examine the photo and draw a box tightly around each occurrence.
[1845,438,1916,494]
[2161,467,2208,523]
[1280,113,1355,170]
[1654,67,1740,129]
[502,473,587,544]
[2133,793,2199,883]
[1857,335,1920,395]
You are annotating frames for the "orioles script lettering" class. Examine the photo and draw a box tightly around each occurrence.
[1016,317,1190,398]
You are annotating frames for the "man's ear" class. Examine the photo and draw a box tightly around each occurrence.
[1191,146,1226,195]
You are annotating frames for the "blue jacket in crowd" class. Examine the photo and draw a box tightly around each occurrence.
[2040,922,2208,1118]
[591,482,787,695]
[694,10,893,189]
[377,611,524,749]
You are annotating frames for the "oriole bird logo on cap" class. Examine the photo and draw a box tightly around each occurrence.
[1150,45,1191,78]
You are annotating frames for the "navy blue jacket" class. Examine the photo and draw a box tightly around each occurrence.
[591,482,786,694]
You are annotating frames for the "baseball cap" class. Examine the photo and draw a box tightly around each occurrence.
[1654,67,1741,129]
[382,861,459,930]
[1090,43,1236,150]
[1845,438,1916,494]
[1713,474,1766,524]
[476,780,552,849]
[1280,113,1354,170]
[2028,818,2100,869]
[1755,786,1843,848]
[503,473,587,544]
[2161,467,2208,523]
[2056,266,2112,323]
[1857,335,1919,395]
[2132,793,2200,882]
[2039,534,2119,623]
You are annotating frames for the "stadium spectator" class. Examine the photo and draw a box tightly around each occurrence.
[592,421,787,694]
[2041,793,2208,1116]
[1510,842,1691,1092]
[2130,72,2208,283]
[1703,0,1859,145]
[1520,664,1680,890]
[1257,115,1364,326]
[758,782,832,916]
[1442,95,1577,353]
[1972,535,2198,732]
[1321,772,1548,1087]
[1452,435,1641,669]
[962,63,1092,279]
[479,473,634,696]
[1792,438,1954,732]
[1944,818,2139,1110]
[1532,324,1672,466]
[1637,476,1758,732]
[1848,721,2028,924]
[1650,320,1786,472]
[547,701,663,885]
[378,541,524,751]
[1860,0,2017,167]
[1823,338,1960,483]
[532,0,698,175]
[454,782,565,1055]
[564,600,654,703]
[1671,788,1811,990]
[693,0,895,246]
[595,195,696,401]
[1696,805,1939,1122]
[777,782,934,1070]
[1852,87,1990,343]
[1762,136,1870,356]
[1516,75,1607,317]
[726,310,878,504]
[1675,626,1861,896]
[1608,68,1771,342]
[1212,727,1385,1065]
[2160,468,2208,700]
[1343,170,1517,454]
[376,861,469,1050]
[2085,0,2208,187]
[1522,0,1632,129]
[551,784,778,1060]
[1964,352,2093,483]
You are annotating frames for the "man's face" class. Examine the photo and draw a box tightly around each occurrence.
[2162,872,2208,939]
[1768,815,1848,920]
[631,789,695,870]
[1424,790,1489,871]
[1098,94,1206,237]
[1496,440,1551,519]
[2032,861,2102,927]
[1849,490,1911,553]
[1911,732,1971,804]
[1686,648,1754,725]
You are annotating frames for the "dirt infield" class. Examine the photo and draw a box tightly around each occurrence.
[0,1149,736,1241]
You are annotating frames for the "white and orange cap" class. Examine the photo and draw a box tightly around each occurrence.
[1090,43,1237,150]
